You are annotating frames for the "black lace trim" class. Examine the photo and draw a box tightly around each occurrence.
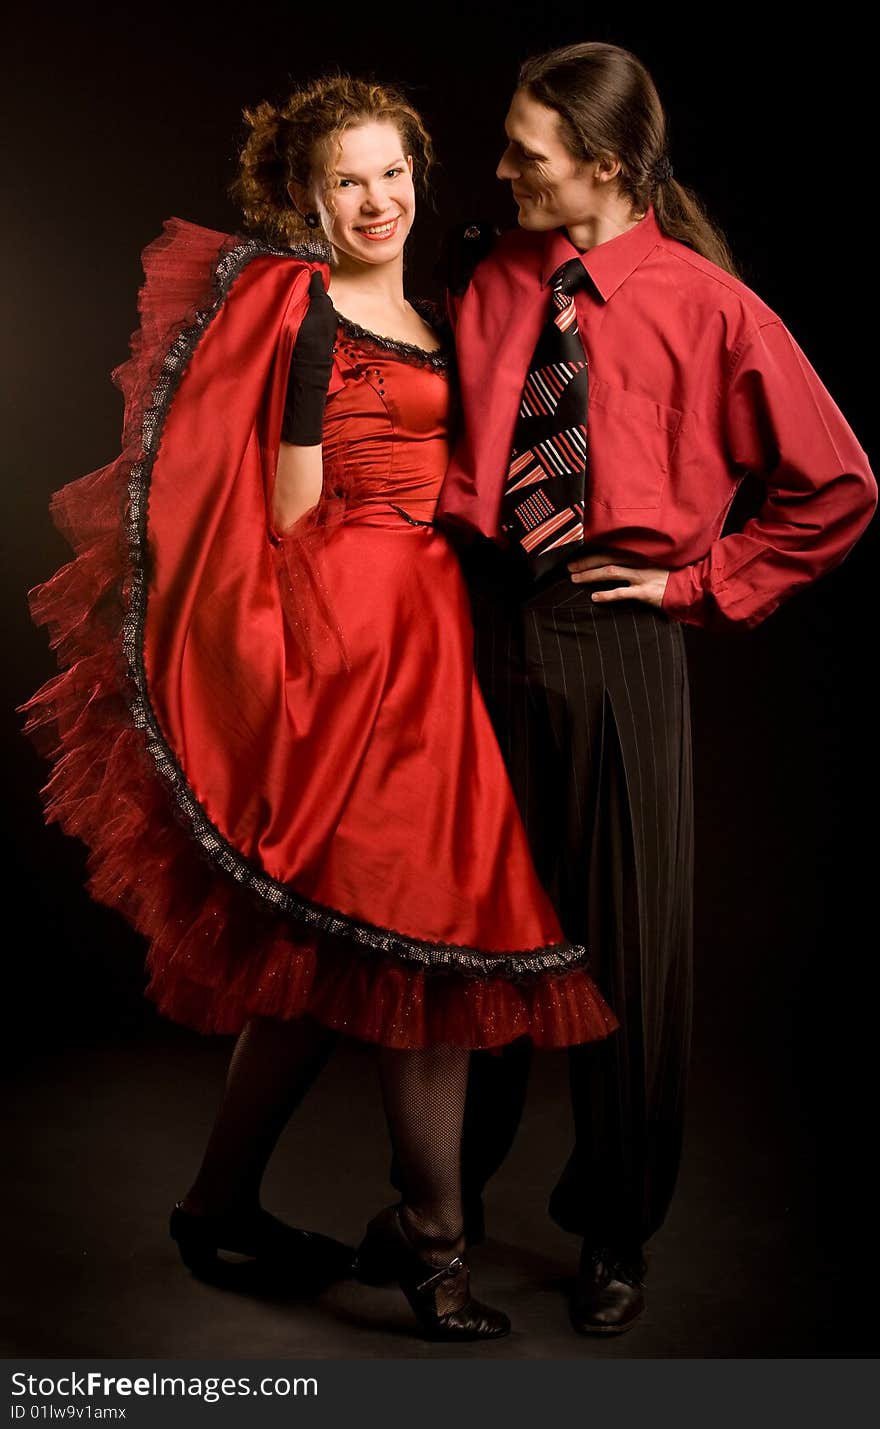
[333,298,452,371]
[120,233,588,978]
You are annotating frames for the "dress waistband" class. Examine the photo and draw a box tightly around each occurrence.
[342,498,436,529]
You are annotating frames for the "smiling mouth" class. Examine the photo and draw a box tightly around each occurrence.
[356,218,400,240]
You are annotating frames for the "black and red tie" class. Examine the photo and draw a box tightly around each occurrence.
[500,258,590,579]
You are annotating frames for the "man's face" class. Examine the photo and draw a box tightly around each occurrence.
[497,87,595,232]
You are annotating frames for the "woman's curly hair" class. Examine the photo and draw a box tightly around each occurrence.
[230,74,435,247]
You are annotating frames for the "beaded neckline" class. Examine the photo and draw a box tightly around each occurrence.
[333,298,452,371]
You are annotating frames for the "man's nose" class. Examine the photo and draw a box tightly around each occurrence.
[496,145,519,181]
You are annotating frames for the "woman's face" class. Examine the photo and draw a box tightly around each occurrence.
[311,120,415,266]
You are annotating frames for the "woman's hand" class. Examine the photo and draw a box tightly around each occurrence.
[567,551,670,608]
[281,271,337,446]
[436,222,501,296]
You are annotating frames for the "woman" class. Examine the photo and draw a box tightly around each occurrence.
[20,75,617,1343]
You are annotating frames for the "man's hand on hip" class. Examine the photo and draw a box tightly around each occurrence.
[567,551,670,608]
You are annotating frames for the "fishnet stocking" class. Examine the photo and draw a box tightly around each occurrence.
[377,1043,470,1266]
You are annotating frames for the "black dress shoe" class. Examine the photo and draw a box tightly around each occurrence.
[570,1245,646,1335]
[355,1196,486,1288]
[353,1203,510,1342]
[169,1203,356,1287]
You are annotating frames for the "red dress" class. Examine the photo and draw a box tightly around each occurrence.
[21,217,617,1050]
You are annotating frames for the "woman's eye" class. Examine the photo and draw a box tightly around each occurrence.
[384,168,403,178]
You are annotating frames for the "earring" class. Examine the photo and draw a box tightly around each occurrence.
[304,212,320,229]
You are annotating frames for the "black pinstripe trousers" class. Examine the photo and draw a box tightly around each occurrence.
[458,539,694,1249]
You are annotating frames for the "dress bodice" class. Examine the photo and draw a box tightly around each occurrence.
[321,307,454,525]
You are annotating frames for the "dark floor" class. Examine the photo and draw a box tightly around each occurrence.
[2,1018,823,1360]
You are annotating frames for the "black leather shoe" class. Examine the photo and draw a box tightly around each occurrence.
[169,1202,356,1287]
[353,1204,510,1342]
[355,1196,486,1288]
[570,1245,646,1335]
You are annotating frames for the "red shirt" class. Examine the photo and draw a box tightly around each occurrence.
[436,205,877,629]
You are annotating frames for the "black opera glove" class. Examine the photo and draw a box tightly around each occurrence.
[436,222,500,297]
[281,271,337,445]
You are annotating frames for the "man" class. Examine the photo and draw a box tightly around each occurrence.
[436,42,876,1334]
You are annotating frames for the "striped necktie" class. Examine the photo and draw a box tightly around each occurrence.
[500,257,590,579]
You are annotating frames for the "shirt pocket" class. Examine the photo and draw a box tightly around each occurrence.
[587,378,683,509]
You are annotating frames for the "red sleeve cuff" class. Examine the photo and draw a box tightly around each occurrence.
[661,562,706,625]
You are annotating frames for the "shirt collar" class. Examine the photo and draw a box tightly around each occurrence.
[541,204,662,301]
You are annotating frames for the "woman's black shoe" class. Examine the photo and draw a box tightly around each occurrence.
[353,1197,485,1286]
[169,1202,356,1288]
[352,1203,510,1342]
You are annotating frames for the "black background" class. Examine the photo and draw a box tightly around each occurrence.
[2,2,875,1357]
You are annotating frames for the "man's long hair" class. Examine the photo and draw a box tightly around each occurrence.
[520,43,741,278]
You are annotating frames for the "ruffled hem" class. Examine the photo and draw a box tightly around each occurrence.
[20,217,619,1051]
[21,642,615,1047]
[21,640,615,1048]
